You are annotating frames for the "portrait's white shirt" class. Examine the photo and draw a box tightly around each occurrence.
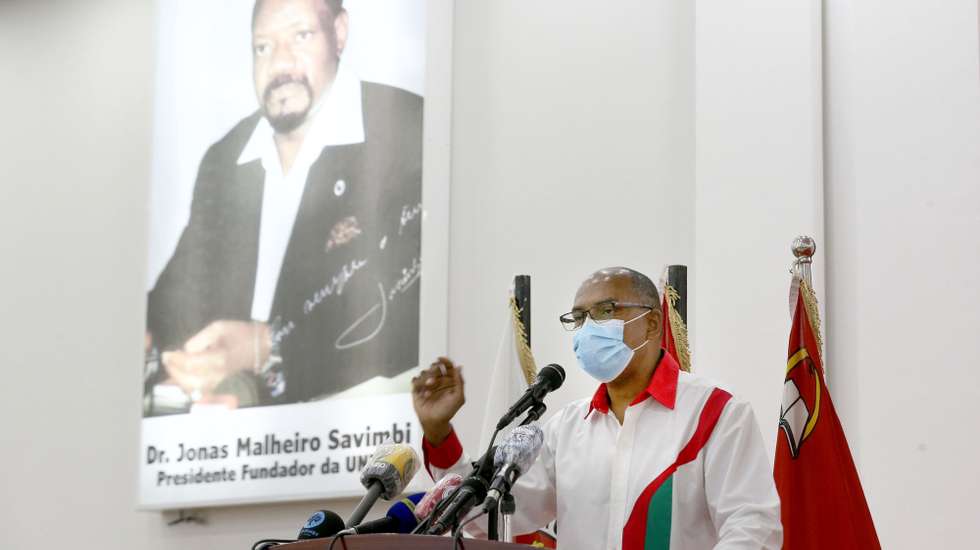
[238,62,365,322]
[423,353,783,550]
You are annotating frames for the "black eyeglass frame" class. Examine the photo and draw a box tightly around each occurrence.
[558,300,655,331]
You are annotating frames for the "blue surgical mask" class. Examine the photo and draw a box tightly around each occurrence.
[573,310,650,383]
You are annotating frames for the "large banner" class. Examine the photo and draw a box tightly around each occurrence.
[141,0,435,509]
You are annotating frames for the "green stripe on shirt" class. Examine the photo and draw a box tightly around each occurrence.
[644,474,673,550]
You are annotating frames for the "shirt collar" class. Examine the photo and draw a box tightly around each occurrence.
[237,61,365,167]
[586,349,679,418]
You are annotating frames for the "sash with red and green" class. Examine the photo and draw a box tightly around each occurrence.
[620,387,732,550]
[774,290,880,549]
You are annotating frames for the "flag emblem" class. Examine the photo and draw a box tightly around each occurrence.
[779,348,821,458]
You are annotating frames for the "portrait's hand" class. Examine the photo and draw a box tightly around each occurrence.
[162,320,270,398]
[411,357,466,445]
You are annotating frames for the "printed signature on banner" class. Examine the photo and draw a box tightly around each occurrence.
[303,258,368,315]
[269,316,295,346]
[333,257,421,349]
[335,282,387,350]
[398,202,422,235]
[388,257,420,302]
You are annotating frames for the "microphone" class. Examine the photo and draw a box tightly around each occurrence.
[297,510,345,540]
[482,425,545,511]
[496,364,565,430]
[414,473,464,521]
[425,474,490,535]
[425,449,497,535]
[336,492,424,535]
[347,443,420,528]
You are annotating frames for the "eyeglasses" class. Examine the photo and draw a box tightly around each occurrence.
[559,301,654,331]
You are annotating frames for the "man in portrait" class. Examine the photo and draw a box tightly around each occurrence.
[144,0,423,414]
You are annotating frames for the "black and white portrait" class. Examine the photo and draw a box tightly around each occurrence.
[143,0,426,415]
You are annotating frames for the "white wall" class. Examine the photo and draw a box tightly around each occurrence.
[694,0,825,458]
[445,0,694,451]
[823,0,980,547]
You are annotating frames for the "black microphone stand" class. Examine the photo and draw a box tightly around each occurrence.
[521,401,547,426]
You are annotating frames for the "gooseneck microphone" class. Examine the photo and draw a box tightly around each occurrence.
[336,492,425,535]
[347,443,420,528]
[482,425,545,511]
[297,510,346,540]
[496,364,565,430]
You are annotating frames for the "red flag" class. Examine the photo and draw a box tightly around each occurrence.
[775,281,880,548]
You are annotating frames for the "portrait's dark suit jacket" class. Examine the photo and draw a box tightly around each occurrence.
[147,82,422,407]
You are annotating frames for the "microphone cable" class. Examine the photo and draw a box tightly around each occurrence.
[251,539,293,550]
[451,510,484,550]
[327,532,348,550]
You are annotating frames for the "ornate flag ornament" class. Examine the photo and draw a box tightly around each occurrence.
[774,274,881,549]
[660,285,692,372]
[510,293,538,386]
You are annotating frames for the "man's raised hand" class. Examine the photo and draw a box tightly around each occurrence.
[411,357,465,445]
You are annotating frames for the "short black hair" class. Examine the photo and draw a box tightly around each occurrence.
[252,0,345,29]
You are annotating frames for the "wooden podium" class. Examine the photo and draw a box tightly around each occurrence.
[278,534,532,549]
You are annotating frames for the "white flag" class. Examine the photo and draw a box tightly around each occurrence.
[479,288,537,451]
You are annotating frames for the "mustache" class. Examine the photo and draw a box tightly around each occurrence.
[262,74,312,103]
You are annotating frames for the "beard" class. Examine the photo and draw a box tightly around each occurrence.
[261,74,314,134]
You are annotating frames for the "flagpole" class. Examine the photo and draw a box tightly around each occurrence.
[665,265,687,325]
[792,235,816,286]
[791,235,823,382]
[514,274,531,347]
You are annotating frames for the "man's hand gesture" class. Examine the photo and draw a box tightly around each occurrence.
[412,357,466,445]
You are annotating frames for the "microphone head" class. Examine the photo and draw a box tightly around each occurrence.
[297,510,345,539]
[493,424,545,473]
[359,443,420,499]
[383,492,425,534]
[537,364,565,391]
[414,473,463,520]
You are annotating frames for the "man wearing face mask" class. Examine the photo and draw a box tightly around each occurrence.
[413,267,782,549]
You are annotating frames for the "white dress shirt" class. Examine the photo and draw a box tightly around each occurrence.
[423,352,783,550]
[237,63,365,322]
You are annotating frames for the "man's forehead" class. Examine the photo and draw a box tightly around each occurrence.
[254,0,323,34]
[574,270,638,306]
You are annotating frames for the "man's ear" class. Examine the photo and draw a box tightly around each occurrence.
[334,10,350,55]
[646,309,663,342]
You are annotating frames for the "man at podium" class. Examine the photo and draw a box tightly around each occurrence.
[412,267,782,549]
